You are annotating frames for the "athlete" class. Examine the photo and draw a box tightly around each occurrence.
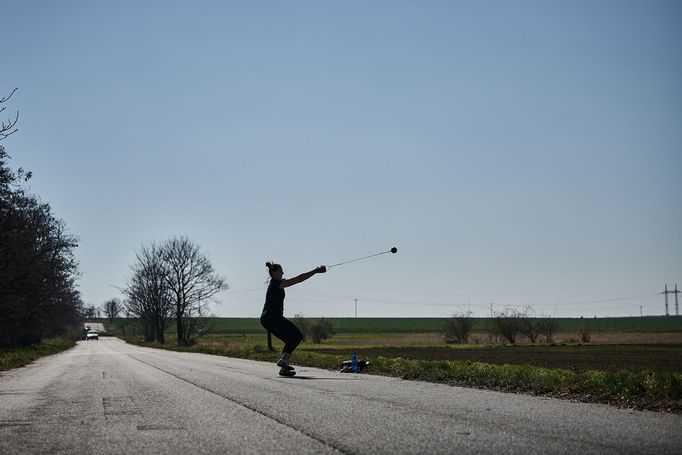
[261,262,326,376]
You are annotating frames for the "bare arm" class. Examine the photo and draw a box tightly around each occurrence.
[280,266,326,288]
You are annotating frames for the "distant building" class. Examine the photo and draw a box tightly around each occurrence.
[84,322,106,333]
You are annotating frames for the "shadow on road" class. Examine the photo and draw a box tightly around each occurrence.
[285,375,359,380]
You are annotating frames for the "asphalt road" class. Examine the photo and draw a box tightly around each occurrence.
[1,338,680,454]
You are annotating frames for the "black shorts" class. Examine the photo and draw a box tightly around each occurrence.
[260,315,303,353]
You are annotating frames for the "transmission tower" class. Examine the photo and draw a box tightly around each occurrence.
[662,284,680,316]
[663,285,670,316]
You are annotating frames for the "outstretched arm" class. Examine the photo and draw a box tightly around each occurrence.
[280,266,326,288]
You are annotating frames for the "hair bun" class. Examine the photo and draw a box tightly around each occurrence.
[266,262,272,269]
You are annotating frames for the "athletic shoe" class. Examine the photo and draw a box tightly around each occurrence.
[279,367,296,377]
[277,359,295,370]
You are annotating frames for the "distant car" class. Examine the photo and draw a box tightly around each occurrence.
[86,331,99,340]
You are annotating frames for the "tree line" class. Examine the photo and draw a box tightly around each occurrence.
[444,307,560,344]
[0,89,83,347]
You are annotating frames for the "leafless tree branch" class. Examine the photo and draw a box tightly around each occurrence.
[0,88,19,141]
[0,87,18,104]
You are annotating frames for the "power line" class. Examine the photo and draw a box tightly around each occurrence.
[554,293,659,306]
[358,298,468,307]
[356,293,659,308]
[223,283,663,312]
[224,287,266,295]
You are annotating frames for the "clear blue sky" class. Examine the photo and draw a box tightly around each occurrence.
[2,1,681,318]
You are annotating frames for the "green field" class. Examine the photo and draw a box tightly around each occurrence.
[182,316,682,334]
[105,316,682,340]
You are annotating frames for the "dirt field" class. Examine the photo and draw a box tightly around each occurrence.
[199,331,682,374]
[541,332,682,344]
[326,331,682,346]
[305,344,682,374]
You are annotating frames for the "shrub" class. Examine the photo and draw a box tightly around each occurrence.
[294,313,310,341]
[518,306,541,343]
[537,315,560,342]
[493,308,524,344]
[579,327,591,343]
[310,318,335,343]
[443,311,474,344]
[486,323,500,343]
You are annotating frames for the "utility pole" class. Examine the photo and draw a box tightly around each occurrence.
[355,299,358,319]
[640,305,643,317]
[267,331,274,352]
[674,284,680,316]
[490,303,494,318]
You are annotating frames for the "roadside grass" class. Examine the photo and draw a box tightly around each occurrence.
[125,334,682,413]
[0,339,76,372]
[372,357,682,411]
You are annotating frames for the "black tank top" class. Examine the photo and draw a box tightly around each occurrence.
[262,279,285,317]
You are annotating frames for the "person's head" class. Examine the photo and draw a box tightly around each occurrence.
[266,262,283,280]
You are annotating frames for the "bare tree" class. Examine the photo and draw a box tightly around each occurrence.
[103,298,122,323]
[83,305,97,320]
[160,236,227,346]
[537,314,560,342]
[124,244,173,343]
[493,308,524,344]
[518,305,541,343]
[178,299,213,345]
[486,320,500,343]
[116,305,131,337]
[443,311,474,344]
